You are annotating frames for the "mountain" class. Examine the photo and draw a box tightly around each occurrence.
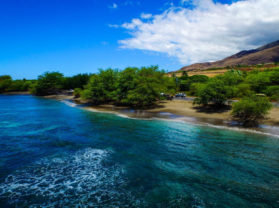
[178,40,279,72]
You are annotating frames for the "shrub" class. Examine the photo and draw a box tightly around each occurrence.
[232,95,272,127]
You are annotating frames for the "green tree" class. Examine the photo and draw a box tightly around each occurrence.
[189,75,209,83]
[269,70,279,85]
[245,71,270,92]
[0,75,12,93]
[179,74,208,92]
[63,73,90,89]
[236,83,252,98]
[218,70,244,86]
[194,78,230,106]
[33,72,64,95]
[119,66,166,107]
[232,95,272,127]
[82,69,118,104]
[116,67,138,104]
[189,82,206,96]
[265,86,279,101]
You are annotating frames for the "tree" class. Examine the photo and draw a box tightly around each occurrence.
[116,67,138,104]
[218,70,244,86]
[189,75,209,83]
[33,72,64,95]
[236,83,252,98]
[82,69,118,104]
[63,73,90,89]
[245,71,270,93]
[232,95,272,127]
[265,86,279,101]
[194,79,230,106]
[178,74,208,92]
[189,82,206,96]
[0,75,12,93]
[118,66,166,107]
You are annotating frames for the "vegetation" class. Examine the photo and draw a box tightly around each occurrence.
[0,75,35,93]
[32,72,64,95]
[1,64,279,126]
[232,95,272,126]
[82,66,175,107]
[63,73,91,90]
[193,78,231,106]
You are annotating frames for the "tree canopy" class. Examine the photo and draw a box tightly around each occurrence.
[32,72,64,96]
[82,66,175,107]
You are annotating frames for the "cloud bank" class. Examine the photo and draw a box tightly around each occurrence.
[118,0,279,64]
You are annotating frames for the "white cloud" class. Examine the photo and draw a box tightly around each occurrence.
[109,3,118,9]
[140,13,152,19]
[118,0,279,64]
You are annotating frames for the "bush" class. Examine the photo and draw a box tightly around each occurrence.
[232,95,272,127]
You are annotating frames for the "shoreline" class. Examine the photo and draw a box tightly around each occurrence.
[82,99,279,127]
[0,91,31,95]
[80,101,279,138]
[8,93,279,136]
[43,94,279,127]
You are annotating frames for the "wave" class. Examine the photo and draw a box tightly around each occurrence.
[0,148,138,207]
[61,99,78,107]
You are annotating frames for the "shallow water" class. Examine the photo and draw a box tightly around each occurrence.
[0,95,279,207]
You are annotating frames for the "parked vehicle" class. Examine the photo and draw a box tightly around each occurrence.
[175,93,186,98]
[160,93,173,100]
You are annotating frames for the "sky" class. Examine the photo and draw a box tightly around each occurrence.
[0,0,279,79]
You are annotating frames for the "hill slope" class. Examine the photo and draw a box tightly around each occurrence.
[179,40,279,72]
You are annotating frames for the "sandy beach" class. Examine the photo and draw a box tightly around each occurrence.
[41,93,279,130]
[80,99,279,127]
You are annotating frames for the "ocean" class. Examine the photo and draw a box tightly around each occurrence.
[0,95,278,207]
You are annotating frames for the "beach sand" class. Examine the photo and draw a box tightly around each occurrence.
[83,99,279,127]
[149,100,279,126]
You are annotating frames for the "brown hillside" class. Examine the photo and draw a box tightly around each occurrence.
[178,40,279,72]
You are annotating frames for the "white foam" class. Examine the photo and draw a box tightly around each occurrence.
[0,148,137,207]
[61,100,78,107]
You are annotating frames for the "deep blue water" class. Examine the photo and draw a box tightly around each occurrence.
[0,95,279,208]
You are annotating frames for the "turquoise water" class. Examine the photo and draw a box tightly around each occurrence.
[0,95,279,208]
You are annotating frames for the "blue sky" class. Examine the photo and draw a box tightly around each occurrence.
[0,0,278,79]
